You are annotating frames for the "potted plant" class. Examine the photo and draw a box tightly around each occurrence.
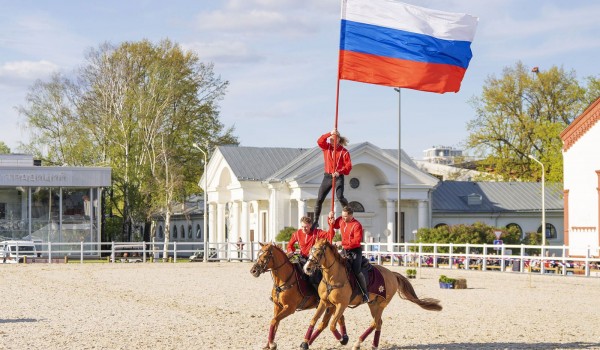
[406,269,417,279]
[438,275,456,289]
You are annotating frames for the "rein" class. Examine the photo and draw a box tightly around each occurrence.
[310,243,346,297]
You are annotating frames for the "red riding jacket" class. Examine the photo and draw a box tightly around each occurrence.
[317,132,352,175]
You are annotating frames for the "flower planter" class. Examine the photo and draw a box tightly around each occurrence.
[439,282,454,289]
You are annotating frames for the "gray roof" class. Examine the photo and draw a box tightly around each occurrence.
[218,145,309,181]
[432,181,563,212]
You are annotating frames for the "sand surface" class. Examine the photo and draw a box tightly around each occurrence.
[1,262,600,350]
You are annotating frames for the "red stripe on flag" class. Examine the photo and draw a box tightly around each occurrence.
[339,50,466,93]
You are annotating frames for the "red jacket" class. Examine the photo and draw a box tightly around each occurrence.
[317,132,352,175]
[333,217,363,250]
[287,228,335,258]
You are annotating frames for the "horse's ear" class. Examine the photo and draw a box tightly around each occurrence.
[259,242,265,247]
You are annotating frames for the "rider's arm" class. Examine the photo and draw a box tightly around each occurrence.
[287,232,298,255]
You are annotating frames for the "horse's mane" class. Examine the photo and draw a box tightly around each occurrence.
[267,243,292,265]
[317,239,346,265]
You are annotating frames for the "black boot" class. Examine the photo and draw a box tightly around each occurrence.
[356,273,369,303]
[310,221,319,231]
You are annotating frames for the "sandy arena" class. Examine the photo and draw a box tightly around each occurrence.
[1,262,600,350]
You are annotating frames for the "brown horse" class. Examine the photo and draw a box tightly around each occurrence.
[302,239,442,350]
[250,242,348,350]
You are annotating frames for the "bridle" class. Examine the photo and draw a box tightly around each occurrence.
[307,243,335,271]
[253,246,288,275]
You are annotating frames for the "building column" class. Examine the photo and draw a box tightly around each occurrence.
[217,203,225,243]
[268,186,279,241]
[240,201,249,242]
[297,199,306,226]
[231,201,240,242]
[207,203,215,243]
[417,200,428,229]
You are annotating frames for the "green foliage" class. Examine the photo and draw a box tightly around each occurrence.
[275,226,296,242]
[466,61,597,182]
[103,216,125,241]
[416,222,523,253]
[406,269,417,276]
[438,275,456,284]
[19,39,238,239]
[0,141,10,154]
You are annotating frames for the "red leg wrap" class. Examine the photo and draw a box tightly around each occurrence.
[309,328,323,345]
[268,325,276,343]
[341,324,347,336]
[359,326,375,342]
[373,330,381,348]
[304,325,314,341]
[332,329,342,340]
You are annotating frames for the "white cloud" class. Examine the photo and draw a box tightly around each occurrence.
[0,60,58,87]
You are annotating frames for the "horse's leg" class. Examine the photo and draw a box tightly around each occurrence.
[308,305,335,345]
[368,302,386,350]
[326,303,349,346]
[337,314,349,345]
[301,300,328,349]
[266,302,295,350]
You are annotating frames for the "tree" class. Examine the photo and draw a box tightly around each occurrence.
[466,62,597,182]
[19,39,238,241]
[0,141,10,154]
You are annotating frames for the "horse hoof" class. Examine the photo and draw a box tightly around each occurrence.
[269,342,277,350]
[340,335,349,345]
[352,341,361,350]
[300,341,309,350]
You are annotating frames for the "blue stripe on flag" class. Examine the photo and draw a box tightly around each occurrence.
[340,19,473,69]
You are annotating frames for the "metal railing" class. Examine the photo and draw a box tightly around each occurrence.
[6,240,600,277]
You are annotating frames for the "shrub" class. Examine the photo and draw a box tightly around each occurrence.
[275,226,296,242]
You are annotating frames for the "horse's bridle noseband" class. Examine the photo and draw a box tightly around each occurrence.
[254,247,286,274]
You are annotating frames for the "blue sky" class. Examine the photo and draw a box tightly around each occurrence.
[1,0,600,159]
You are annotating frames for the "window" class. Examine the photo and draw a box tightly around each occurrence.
[434,223,449,229]
[173,225,178,239]
[349,177,360,189]
[188,225,193,239]
[180,225,185,240]
[506,223,523,237]
[158,226,163,239]
[196,224,201,239]
[348,201,365,212]
[0,203,5,219]
[538,223,557,239]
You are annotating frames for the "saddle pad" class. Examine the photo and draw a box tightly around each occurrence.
[293,263,316,297]
[367,267,386,299]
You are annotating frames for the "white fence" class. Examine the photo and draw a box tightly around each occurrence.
[6,240,600,278]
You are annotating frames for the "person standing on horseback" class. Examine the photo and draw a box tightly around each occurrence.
[311,128,352,231]
[330,206,369,303]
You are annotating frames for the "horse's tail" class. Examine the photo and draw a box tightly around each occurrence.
[394,272,442,312]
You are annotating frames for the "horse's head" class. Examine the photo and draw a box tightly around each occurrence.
[304,238,330,275]
[250,242,281,277]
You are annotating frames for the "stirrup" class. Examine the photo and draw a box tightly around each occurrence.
[362,293,369,303]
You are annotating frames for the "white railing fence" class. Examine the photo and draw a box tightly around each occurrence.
[4,241,600,278]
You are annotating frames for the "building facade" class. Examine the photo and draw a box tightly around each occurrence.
[0,154,111,252]
[561,98,600,257]
[199,143,439,247]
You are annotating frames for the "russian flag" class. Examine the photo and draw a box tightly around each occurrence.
[339,0,478,93]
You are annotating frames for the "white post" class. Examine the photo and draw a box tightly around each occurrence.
[529,155,546,247]
[192,143,209,262]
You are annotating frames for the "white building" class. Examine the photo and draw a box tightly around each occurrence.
[199,143,439,246]
[0,154,111,251]
[561,98,600,257]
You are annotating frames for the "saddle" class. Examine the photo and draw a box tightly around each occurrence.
[341,251,386,302]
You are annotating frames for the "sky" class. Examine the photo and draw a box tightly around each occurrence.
[2,0,600,160]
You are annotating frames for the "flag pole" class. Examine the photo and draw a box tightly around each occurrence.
[395,88,402,243]
[329,0,346,219]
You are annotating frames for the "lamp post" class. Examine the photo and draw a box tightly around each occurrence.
[192,143,208,262]
[528,155,545,247]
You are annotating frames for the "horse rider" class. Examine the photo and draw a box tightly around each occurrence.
[287,216,335,287]
[311,128,352,231]
[330,206,369,303]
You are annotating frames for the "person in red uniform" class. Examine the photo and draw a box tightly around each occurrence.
[287,216,335,288]
[287,216,335,259]
[312,128,352,231]
[330,206,369,303]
